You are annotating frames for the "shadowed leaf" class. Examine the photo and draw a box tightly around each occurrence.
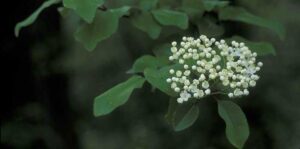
[218,100,249,149]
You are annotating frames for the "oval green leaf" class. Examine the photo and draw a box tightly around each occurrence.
[75,6,130,51]
[217,100,249,149]
[151,9,188,29]
[219,6,285,40]
[14,0,60,37]
[93,75,145,117]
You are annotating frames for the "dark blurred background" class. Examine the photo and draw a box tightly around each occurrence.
[2,0,300,148]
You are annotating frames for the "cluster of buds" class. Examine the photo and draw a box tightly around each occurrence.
[166,35,263,103]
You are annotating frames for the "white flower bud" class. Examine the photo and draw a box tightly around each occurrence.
[184,70,191,76]
[171,47,177,53]
[192,65,197,70]
[249,80,256,87]
[243,89,249,95]
[205,89,211,95]
[202,81,209,89]
[169,69,175,74]
[179,59,184,64]
[166,78,172,83]
[176,71,182,77]
[172,41,177,46]
[177,98,183,103]
[228,93,233,98]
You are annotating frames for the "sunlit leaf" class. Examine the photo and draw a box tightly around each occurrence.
[226,36,276,56]
[151,9,188,29]
[93,75,145,116]
[63,0,104,23]
[219,6,285,40]
[75,6,130,51]
[14,0,59,37]
[218,100,249,149]
[130,11,161,39]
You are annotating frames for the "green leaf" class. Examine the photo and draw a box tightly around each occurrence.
[139,0,158,11]
[63,0,104,23]
[93,75,145,117]
[151,9,188,29]
[219,6,286,40]
[75,6,130,51]
[165,99,200,131]
[226,36,276,56]
[130,11,161,39]
[131,55,164,73]
[14,0,59,37]
[173,103,199,131]
[218,100,249,149]
[181,0,205,17]
[203,0,229,11]
[144,65,180,96]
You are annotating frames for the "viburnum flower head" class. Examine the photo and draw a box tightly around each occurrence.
[166,35,263,103]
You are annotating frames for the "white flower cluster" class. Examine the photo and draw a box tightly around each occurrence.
[166,35,263,103]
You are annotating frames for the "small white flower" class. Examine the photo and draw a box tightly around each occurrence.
[166,78,172,83]
[176,71,182,77]
[172,41,177,46]
[205,89,211,95]
[177,98,183,103]
[169,69,175,74]
[243,89,249,95]
[202,81,209,89]
[249,80,256,87]
[184,64,189,69]
[191,65,197,70]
